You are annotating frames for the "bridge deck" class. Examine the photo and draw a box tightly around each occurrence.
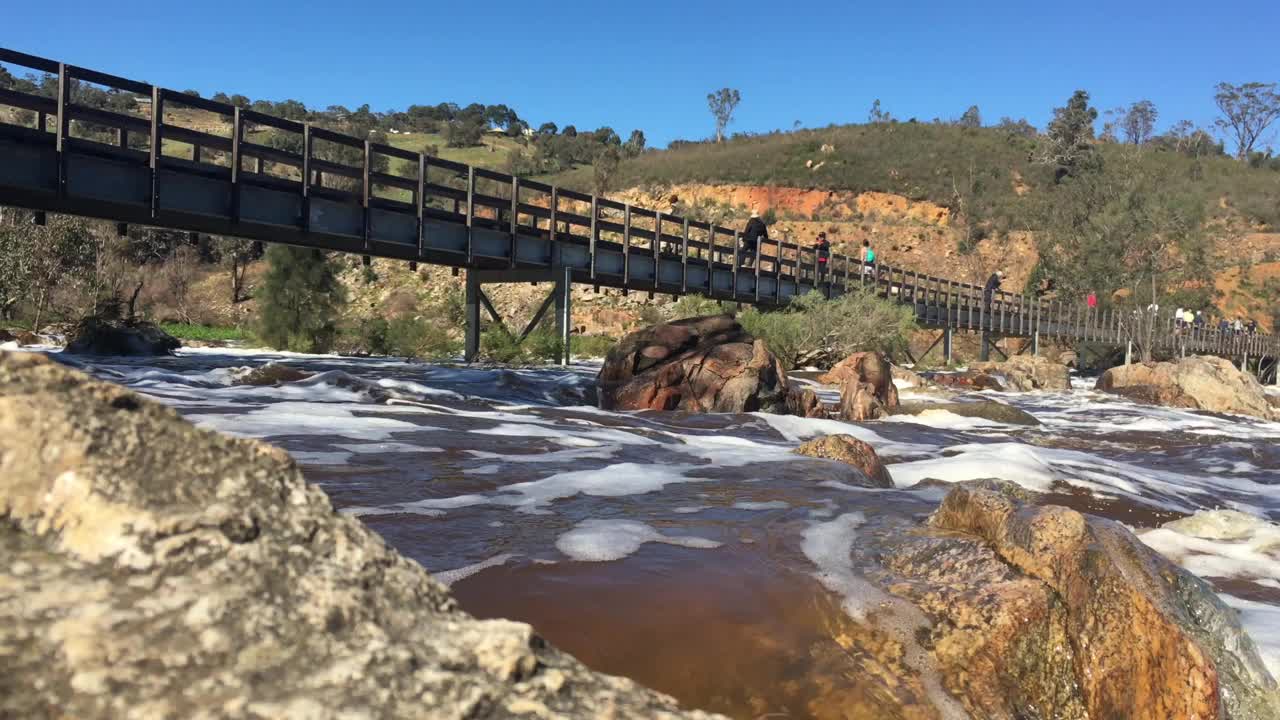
[0,47,1276,372]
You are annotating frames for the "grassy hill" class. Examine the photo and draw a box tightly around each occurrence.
[552,123,1280,234]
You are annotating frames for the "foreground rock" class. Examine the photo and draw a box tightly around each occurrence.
[233,362,315,386]
[596,315,790,413]
[842,485,1280,719]
[1096,356,1278,420]
[971,354,1071,391]
[794,434,893,487]
[0,352,719,720]
[821,352,900,420]
[64,317,180,356]
[892,399,1040,425]
[924,370,1006,392]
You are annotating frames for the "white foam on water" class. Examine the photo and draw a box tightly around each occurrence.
[333,442,442,454]
[289,451,355,465]
[751,413,933,457]
[471,422,659,448]
[190,402,423,441]
[465,446,620,464]
[673,505,710,514]
[497,462,704,513]
[732,500,790,511]
[1220,594,1280,679]
[888,443,1059,492]
[1140,510,1280,586]
[375,377,466,401]
[430,553,517,586]
[555,519,721,562]
[881,409,1007,430]
[465,464,503,475]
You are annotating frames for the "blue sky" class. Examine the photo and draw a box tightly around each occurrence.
[5,0,1278,148]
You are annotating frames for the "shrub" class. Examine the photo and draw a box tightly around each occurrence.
[570,333,616,358]
[256,245,346,353]
[738,290,916,369]
[667,293,732,319]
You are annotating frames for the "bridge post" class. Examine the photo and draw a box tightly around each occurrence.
[464,271,481,363]
[1125,340,1132,366]
[980,331,991,362]
[943,327,953,365]
[1032,330,1040,357]
[554,265,572,367]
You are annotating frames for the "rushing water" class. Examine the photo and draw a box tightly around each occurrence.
[43,346,1280,719]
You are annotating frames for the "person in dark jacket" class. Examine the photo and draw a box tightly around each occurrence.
[814,231,830,280]
[740,206,767,269]
[983,270,1004,304]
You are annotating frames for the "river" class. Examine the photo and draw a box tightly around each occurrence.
[51,346,1280,719]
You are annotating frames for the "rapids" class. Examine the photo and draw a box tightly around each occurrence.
[49,346,1280,718]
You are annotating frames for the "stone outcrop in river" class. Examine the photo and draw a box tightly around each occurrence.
[596,315,790,413]
[64,316,180,356]
[1096,356,1278,420]
[891,400,1041,426]
[821,351,900,420]
[0,352,719,720]
[842,484,1280,719]
[971,354,1072,391]
[794,434,893,487]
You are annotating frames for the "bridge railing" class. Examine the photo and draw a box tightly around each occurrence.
[0,47,1277,363]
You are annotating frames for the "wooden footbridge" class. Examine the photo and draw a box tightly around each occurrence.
[1,48,1276,382]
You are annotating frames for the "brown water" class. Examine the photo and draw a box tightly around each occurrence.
[63,349,1280,719]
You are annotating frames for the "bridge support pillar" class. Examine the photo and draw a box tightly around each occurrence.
[943,327,953,365]
[1031,331,1040,357]
[1125,341,1132,366]
[553,265,572,367]
[979,331,991,362]
[464,270,482,363]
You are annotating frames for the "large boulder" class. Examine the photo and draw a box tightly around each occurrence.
[925,370,1006,392]
[0,352,719,720]
[1096,356,1278,420]
[596,315,790,413]
[794,434,893,487]
[841,485,1280,719]
[821,352,900,421]
[64,317,180,356]
[971,355,1071,392]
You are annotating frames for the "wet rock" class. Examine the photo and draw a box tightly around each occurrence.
[971,355,1071,392]
[917,486,1280,719]
[596,314,790,413]
[233,362,315,386]
[787,386,830,418]
[889,364,927,388]
[794,434,893,487]
[0,351,720,720]
[892,400,1040,425]
[64,317,180,356]
[1059,350,1079,368]
[822,352,899,420]
[0,328,13,343]
[1096,356,1278,420]
[924,370,1006,392]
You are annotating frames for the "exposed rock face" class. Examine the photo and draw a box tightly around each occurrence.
[891,400,1040,426]
[0,352,720,720]
[822,352,899,421]
[843,485,1280,720]
[597,315,790,413]
[971,355,1071,392]
[925,370,1006,392]
[787,386,830,418]
[923,487,1279,719]
[64,317,181,356]
[889,364,927,388]
[1096,356,1278,420]
[794,434,893,487]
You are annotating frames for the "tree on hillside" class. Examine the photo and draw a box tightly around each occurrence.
[996,117,1037,138]
[1121,100,1158,145]
[592,146,621,194]
[1214,82,1280,160]
[707,87,741,142]
[957,105,982,128]
[215,237,258,304]
[868,99,893,124]
[0,212,94,328]
[623,129,646,157]
[256,245,346,353]
[1034,90,1099,181]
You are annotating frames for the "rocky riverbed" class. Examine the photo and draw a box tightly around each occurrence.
[5,345,1280,718]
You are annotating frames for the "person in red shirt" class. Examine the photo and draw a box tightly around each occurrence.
[814,231,830,281]
[1087,291,1098,309]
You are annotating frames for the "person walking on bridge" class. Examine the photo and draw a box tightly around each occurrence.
[814,232,830,282]
[983,270,1003,304]
[861,239,877,277]
[740,205,767,269]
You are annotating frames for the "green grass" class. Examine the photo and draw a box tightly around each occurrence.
[384,131,526,172]
[161,323,248,342]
